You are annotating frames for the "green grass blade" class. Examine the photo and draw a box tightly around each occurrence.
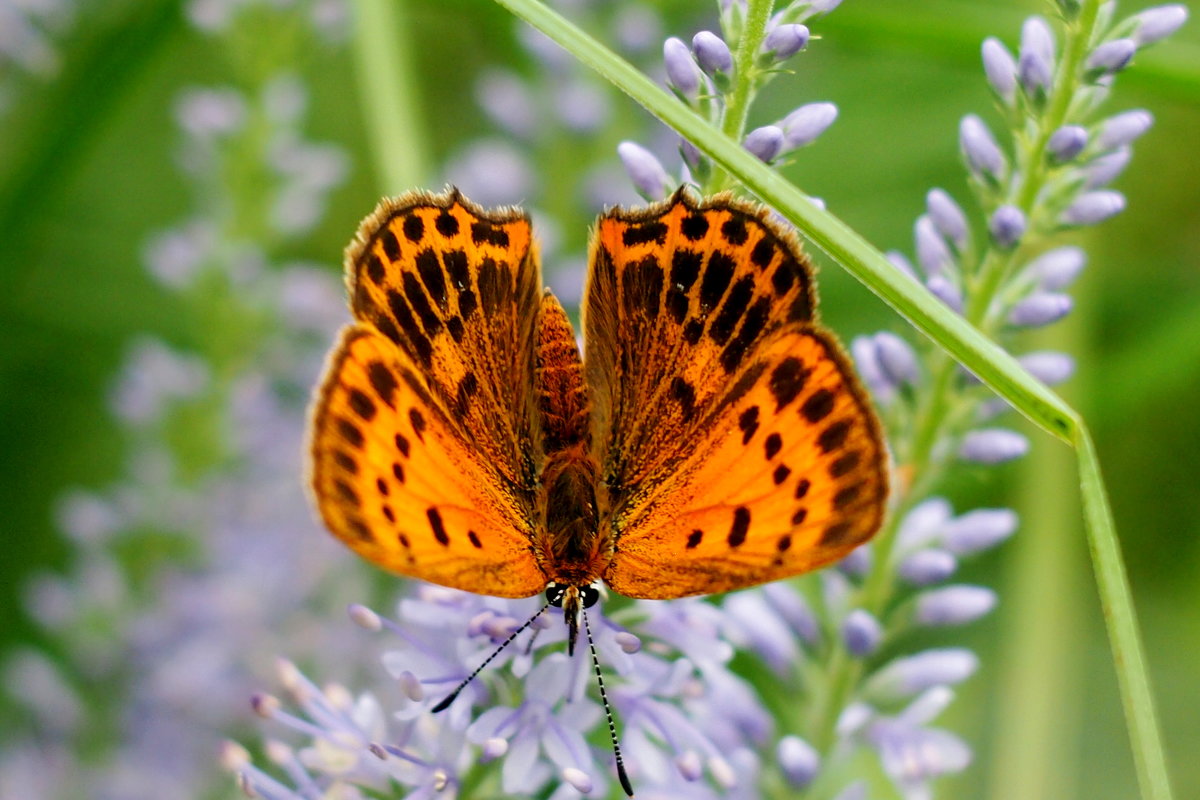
[1075,427,1174,800]
[488,2,1175,798]
[350,0,430,194]
[492,0,1075,444]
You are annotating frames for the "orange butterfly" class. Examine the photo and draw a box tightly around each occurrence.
[307,187,887,787]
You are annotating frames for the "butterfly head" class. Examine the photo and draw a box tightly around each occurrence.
[545,581,600,656]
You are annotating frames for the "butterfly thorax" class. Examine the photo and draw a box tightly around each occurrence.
[534,292,611,587]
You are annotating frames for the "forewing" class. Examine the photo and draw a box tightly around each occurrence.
[346,188,542,491]
[309,327,545,597]
[583,191,887,598]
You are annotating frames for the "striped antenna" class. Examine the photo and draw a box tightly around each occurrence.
[582,606,634,797]
[430,601,551,713]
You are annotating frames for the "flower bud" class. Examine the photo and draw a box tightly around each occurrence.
[692,30,733,75]
[664,37,701,97]
[764,23,810,61]
[959,428,1030,463]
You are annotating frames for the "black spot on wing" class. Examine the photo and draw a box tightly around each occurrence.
[348,389,377,421]
[709,275,754,346]
[427,507,450,545]
[829,451,861,478]
[402,214,425,243]
[627,255,664,318]
[820,522,852,546]
[403,271,442,333]
[381,228,401,260]
[622,220,669,246]
[368,362,398,408]
[409,408,427,442]
[471,220,509,247]
[386,290,434,367]
[738,406,760,444]
[750,238,775,269]
[721,216,749,245]
[337,418,364,449]
[699,251,736,311]
[436,210,459,236]
[801,388,835,423]
[443,249,469,290]
[768,357,809,411]
[670,376,696,421]
[764,432,783,460]
[686,529,703,548]
[818,419,852,453]
[680,213,709,241]
[727,506,751,547]
[366,256,385,285]
[834,482,862,509]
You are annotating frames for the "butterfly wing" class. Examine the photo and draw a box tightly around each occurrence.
[308,189,546,597]
[584,192,888,599]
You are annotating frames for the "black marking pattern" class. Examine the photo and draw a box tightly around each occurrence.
[728,506,751,548]
[427,507,450,546]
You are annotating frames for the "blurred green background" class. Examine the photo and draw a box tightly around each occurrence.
[0,0,1196,797]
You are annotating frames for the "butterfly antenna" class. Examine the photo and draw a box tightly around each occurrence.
[431,601,551,713]
[582,606,634,797]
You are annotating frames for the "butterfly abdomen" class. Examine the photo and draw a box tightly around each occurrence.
[534,291,610,585]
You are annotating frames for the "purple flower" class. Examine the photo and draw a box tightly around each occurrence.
[959,428,1031,463]
[866,689,972,793]
[1018,350,1075,386]
[1062,190,1125,225]
[959,115,1006,181]
[1024,246,1085,289]
[744,125,785,163]
[1047,124,1088,162]
[1086,146,1132,188]
[915,215,954,276]
[926,189,969,250]
[1018,17,1056,97]
[873,332,920,388]
[898,549,959,586]
[618,141,671,200]
[1096,110,1153,149]
[692,31,733,76]
[989,205,1026,249]
[941,508,1018,555]
[843,610,883,657]
[1087,39,1136,75]
[764,23,810,61]
[778,735,820,787]
[866,649,980,700]
[475,69,537,138]
[981,37,1017,101]
[780,102,838,149]
[915,585,998,626]
[926,275,964,313]
[1133,5,1188,47]
[663,36,701,97]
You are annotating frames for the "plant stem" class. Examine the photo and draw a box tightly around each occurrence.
[712,0,775,192]
[350,0,431,193]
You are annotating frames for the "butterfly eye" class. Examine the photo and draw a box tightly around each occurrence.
[579,585,600,609]
[545,583,567,607]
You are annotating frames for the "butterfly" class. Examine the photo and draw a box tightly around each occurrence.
[307,187,887,792]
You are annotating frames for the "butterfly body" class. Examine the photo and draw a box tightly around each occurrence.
[309,187,887,629]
